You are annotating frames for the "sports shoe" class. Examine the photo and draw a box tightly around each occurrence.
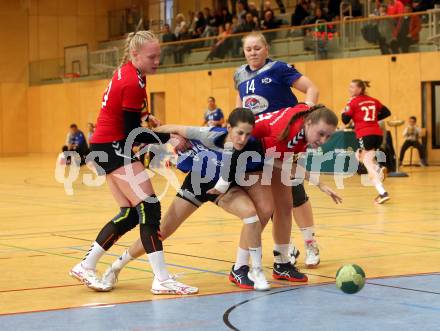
[229,265,254,289]
[248,267,270,291]
[305,241,320,268]
[374,192,390,204]
[273,262,308,282]
[101,266,120,290]
[289,245,300,266]
[378,166,387,182]
[151,276,198,295]
[69,262,111,292]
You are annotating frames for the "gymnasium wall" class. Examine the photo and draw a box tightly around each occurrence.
[0,3,29,155]
[26,51,440,163]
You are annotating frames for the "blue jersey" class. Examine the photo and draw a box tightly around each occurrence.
[234,59,302,116]
[176,127,262,182]
[204,108,224,125]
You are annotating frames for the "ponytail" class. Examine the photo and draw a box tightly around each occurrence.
[278,104,338,141]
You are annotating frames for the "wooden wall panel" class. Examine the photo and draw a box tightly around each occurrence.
[358,56,390,107]
[27,87,42,153]
[38,16,59,60]
[420,52,440,82]
[163,73,181,124]
[58,16,78,57]
[304,60,333,109]
[38,0,58,16]
[58,0,78,15]
[0,85,3,153]
[1,84,28,154]
[78,0,95,15]
[389,53,422,154]
[332,57,360,114]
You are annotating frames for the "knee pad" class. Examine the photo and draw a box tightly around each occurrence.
[136,196,161,227]
[96,207,137,250]
[136,196,163,254]
[292,183,309,207]
[111,207,138,235]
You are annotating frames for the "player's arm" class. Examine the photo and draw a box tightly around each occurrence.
[291,161,342,204]
[124,111,171,144]
[377,105,391,120]
[292,76,319,106]
[236,94,243,107]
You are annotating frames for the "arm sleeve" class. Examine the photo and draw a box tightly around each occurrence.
[124,111,170,144]
[377,105,391,120]
[341,113,352,125]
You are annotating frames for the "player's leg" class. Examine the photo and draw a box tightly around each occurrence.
[110,161,198,294]
[217,186,269,291]
[271,166,308,282]
[292,184,320,268]
[69,174,138,291]
[102,196,198,290]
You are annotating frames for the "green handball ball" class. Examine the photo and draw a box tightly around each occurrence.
[336,264,366,294]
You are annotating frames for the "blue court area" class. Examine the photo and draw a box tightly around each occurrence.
[2,274,439,331]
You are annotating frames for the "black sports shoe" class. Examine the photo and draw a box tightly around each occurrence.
[374,192,390,204]
[229,265,254,289]
[273,262,308,282]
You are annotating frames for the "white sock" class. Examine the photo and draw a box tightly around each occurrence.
[375,183,386,195]
[300,226,316,245]
[82,241,106,270]
[249,247,262,269]
[112,249,134,271]
[147,250,169,281]
[234,247,250,271]
[274,243,290,264]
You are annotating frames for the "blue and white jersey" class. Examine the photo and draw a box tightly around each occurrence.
[204,108,224,125]
[234,59,302,116]
[177,127,262,182]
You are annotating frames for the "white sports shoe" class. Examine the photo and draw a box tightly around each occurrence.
[289,245,300,266]
[305,241,320,268]
[151,276,198,295]
[248,267,271,291]
[101,266,120,290]
[69,262,111,292]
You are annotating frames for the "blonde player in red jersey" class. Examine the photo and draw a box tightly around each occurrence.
[69,30,197,295]
[341,80,391,204]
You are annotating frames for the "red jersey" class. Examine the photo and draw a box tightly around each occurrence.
[91,62,148,143]
[344,95,383,138]
[253,103,310,160]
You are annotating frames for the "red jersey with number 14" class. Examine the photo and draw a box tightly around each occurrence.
[252,103,309,160]
[91,62,148,143]
[344,95,383,138]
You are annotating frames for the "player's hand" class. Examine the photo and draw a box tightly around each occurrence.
[207,188,222,195]
[318,184,343,204]
[169,133,190,153]
[148,115,161,128]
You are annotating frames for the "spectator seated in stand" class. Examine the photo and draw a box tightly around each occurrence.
[61,124,88,166]
[399,116,427,166]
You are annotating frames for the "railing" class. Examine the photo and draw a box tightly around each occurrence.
[29,11,439,85]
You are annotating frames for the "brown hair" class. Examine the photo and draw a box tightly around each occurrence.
[278,104,338,141]
[119,30,159,68]
[352,79,370,95]
[228,108,255,127]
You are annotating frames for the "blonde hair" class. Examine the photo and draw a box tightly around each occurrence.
[242,31,269,48]
[119,30,159,67]
[352,79,370,95]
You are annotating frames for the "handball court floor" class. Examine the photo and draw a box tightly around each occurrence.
[0,155,439,330]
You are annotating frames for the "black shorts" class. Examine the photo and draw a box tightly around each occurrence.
[89,140,139,176]
[358,135,382,151]
[177,173,233,207]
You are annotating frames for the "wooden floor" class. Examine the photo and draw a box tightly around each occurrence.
[1,155,439,316]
